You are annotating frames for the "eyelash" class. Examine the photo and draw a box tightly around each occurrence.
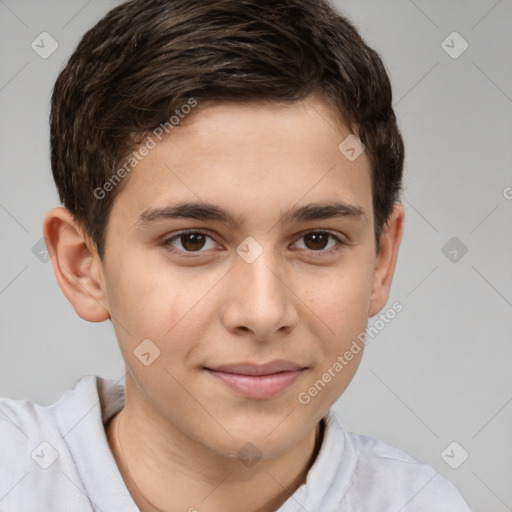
[161,229,345,258]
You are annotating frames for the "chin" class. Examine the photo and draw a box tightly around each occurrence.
[206,432,303,464]
[194,411,315,461]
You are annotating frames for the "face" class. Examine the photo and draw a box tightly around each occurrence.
[97,94,386,459]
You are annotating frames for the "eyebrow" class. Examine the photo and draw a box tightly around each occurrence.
[135,200,366,230]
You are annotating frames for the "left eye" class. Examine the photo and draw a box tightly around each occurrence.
[293,231,342,252]
[163,230,342,254]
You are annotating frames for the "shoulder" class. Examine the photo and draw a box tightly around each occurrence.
[346,431,472,511]
[0,376,102,511]
[0,391,61,474]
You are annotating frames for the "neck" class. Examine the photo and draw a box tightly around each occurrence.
[106,380,324,512]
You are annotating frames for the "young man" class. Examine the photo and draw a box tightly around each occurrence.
[0,0,471,510]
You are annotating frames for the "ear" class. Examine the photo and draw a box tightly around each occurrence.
[42,207,110,322]
[368,202,405,317]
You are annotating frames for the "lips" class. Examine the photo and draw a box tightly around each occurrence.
[209,360,304,376]
[205,360,306,399]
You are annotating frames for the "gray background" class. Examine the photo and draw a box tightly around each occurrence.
[1,1,511,510]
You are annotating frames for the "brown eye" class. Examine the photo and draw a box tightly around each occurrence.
[180,232,207,251]
[304,232,329,250]
[294,231,342,253]
[164,230,217,254]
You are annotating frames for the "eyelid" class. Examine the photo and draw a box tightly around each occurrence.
[162,228,345,256]
[291,229,345,254]
[162,229,221,256]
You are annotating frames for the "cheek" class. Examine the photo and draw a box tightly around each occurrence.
[103,258,212,412]
[305,258,374,342]
[296,268,371,414]
[104,253,224,368]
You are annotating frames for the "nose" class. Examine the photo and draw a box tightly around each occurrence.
[220,246,299,341]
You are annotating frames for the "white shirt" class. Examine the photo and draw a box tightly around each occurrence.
[0,375,471,511]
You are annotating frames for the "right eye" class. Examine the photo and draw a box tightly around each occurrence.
[162,230,219,256]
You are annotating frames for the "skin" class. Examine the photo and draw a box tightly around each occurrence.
[43,93,404,512]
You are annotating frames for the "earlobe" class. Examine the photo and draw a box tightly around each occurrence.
[42,207,110,322]
[368,202,405,317]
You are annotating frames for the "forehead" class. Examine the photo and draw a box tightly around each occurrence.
[108,95,373,231]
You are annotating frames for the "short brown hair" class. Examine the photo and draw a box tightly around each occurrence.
[50,0,404,260]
